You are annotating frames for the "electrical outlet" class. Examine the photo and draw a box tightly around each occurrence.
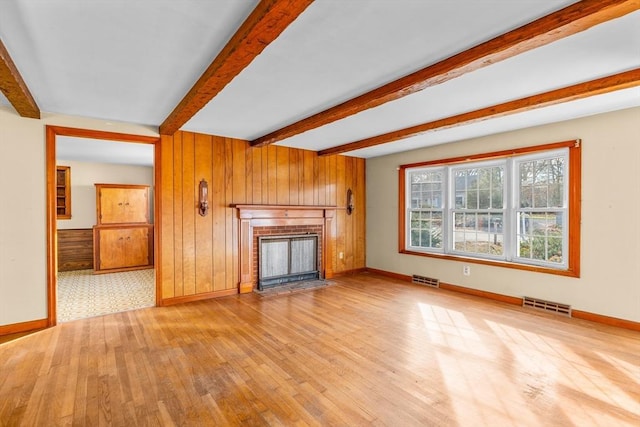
[463,265,471,276]
[339,252,344,260]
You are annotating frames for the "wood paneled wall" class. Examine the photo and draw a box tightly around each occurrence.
[159,131,365,302]
[57,229,93,271]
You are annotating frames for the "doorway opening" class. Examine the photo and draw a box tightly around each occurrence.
[46,126,160,325]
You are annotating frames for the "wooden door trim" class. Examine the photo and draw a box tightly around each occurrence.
[45,126,161,327]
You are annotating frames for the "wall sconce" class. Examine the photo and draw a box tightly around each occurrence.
[346,188,354,215]
[199,178,209,216]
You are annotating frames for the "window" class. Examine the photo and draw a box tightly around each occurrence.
[400,141,580,276]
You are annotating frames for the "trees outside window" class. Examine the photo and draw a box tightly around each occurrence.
[400,141,580,276]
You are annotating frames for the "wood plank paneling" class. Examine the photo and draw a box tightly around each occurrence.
[194,133,213,294]
[160,135,175,299]
[212,138,226,292]
[224,138,235,293]
[289,149,300,205]
[355,159,366,268]
[172,133,184,297]
[267,145,277,205]
[251,147,262,205]
[276,146,290,205]
[303,150,314,206]
[159,131,366,302]
[57,229,93,271]
[181,133,196,296]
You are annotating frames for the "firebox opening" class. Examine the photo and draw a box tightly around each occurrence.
[258,234,320,290]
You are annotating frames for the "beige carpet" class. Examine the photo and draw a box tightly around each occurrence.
[57,268,155,322]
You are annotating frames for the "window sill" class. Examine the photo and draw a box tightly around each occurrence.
[399,249,579,278]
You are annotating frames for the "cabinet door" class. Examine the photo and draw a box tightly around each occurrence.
[98,228,127,270]
[122,227,150,268]
[99,187,148,224]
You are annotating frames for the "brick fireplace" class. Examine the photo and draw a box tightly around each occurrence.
[233,205,335,293]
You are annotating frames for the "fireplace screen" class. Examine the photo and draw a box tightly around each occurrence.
[258,234,319,290]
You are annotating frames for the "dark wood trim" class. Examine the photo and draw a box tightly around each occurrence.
[399,140,578,170]
[46,126,57,326]
[398,168,406,253]
[0,318,48,337]
[46,126,159,144]
[318,70,640,156]
[438,282,522,306]
[0,39,40,118]
[568,140,582,278]
[366,267,412,282]
[159,0,314,135]
[397,140,581,278]
[160,288,238,306]
[252,0,639,147]
[331,267,367,277]
[366,268,640,331]
[399,250,580,278]
[154,138,163,307]
[46,126,161,327]
[572,310,640,332]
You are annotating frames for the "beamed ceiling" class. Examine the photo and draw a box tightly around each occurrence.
[1,0,639,159]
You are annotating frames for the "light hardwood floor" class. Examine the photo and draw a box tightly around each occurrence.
[1,273,638,426]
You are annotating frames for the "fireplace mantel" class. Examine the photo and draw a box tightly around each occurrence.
[231,205,336,293]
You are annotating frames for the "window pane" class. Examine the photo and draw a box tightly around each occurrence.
[519,156,564,209]
[479,189,490,209]
[517,211,563,264]
[404,146,571,271]
[409,210,442,249]
[455,165,504,210]
[453,212,503,256]
[410,170,443,209]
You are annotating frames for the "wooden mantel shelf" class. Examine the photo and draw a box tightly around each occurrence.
[231,204,336,294]
[232,204,337,219]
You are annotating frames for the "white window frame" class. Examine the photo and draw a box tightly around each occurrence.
[403,147,570,271]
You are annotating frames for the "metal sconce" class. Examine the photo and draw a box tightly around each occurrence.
[346,188,354,215]
[198,178,209,216]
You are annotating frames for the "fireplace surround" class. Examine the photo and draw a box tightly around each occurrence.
[232,205,335,293]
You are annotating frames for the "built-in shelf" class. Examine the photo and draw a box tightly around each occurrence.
[56,166,71,219]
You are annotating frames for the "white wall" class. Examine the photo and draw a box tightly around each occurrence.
[0,106,157,326]
[56,160,154,230]
[367,107,640,322]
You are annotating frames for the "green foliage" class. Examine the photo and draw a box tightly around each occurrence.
[519,226,563,263]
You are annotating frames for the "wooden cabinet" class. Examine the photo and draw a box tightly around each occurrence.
[56,166,71,219]
[93,184,153,274]
[94,225,153,271]
[96,184,149,224]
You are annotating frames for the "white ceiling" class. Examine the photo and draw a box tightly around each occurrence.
[1,0,639,162]
[57,136,154,167]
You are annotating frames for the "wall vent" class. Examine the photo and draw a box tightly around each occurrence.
[523,296,571,317]
[412,275,439,288]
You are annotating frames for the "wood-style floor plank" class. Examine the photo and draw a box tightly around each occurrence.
[1,272,639,426]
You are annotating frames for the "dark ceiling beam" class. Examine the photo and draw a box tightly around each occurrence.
[0,38,40,119]
[318,68,640,156]
[252,0,639,147]
[160,0,314,136]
